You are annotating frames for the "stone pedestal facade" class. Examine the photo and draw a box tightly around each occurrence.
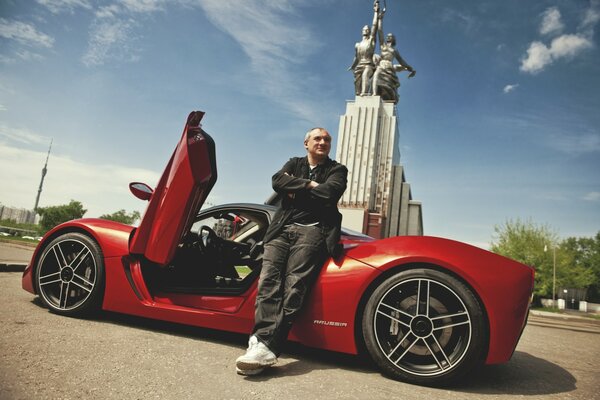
[335,96,422,238]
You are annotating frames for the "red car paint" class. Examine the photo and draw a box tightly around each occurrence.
[22,110,534,378]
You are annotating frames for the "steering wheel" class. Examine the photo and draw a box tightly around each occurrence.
[198,225,218,254]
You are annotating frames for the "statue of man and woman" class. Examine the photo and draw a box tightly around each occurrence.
[349,1,416,104]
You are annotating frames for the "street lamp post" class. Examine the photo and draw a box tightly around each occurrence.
[545,244,557,307]
[552,246,556,306]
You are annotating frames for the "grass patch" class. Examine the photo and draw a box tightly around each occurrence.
[0,237,39,247]
[234,266,252,278]
[532,306,561,313]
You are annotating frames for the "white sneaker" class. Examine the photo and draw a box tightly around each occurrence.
[236,336,277,374]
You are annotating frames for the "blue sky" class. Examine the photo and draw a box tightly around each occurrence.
[1,0,599,248]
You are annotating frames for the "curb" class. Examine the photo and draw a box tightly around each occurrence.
[0,263,27,272]
[529,309,599,321]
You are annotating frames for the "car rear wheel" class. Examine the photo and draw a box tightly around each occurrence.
[34,232,105,317]
[362,268,486,386]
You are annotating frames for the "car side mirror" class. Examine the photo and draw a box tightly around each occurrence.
[129,182,153,201]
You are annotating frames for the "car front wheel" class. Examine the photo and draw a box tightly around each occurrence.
[362,268,486,386]
[34,232,105,317]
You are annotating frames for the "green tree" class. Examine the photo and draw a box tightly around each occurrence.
[560,232,600,302]
[37,200,87,232]
[492,220,600,303]
[490,219,560,299]
[99,209,141,225]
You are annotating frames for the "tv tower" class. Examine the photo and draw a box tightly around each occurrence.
[34,139,52,211]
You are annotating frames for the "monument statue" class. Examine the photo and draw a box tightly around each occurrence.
[350,1,416,103]
[349,1,380,96]
[372,8,416,103]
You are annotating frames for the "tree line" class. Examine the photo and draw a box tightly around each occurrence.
[491,219,600,303]
[33,200,140,232]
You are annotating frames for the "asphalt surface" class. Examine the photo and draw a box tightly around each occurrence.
[0,240,35,271]
[2,272,600,399]
[1,239,600,399]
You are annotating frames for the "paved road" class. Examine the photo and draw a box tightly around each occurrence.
[0,241,35,265]
[1,272,599,400]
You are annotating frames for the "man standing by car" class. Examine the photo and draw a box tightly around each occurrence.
[236,127,348,375]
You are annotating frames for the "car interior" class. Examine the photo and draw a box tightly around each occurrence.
[141,208,269,295]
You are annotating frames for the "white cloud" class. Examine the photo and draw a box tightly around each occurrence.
[80,1,178,66]
[503,83,519,94]
[0,143,159,218]
[520,41,552,73]
[551,34,593,58]
[54,0,323,119]
[521,3,599,74]
[0,54,16,64]
[440,9,478,33]
[0,18,54,48]
[198,1,313,65]
[82,19,138,66]
[15,49,45,62]
[546,131,600,155]
[72,0,325,119]
[583,192,600,201]
[0,125,51,146]
[95,5,121,19]
[0,105,6,111]
[520,34,592,73]
[83,0,174,65]
[581,0,600,29]
[196,0,322,120]
[36,0,92,14]
[121,0,165,13]
[540,7,564,36]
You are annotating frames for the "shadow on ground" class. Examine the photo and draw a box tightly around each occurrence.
[29,298,576,395]
[101,308,375,379]
[452,351,576,396]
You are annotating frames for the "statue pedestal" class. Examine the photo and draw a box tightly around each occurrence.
[336,95,422,238]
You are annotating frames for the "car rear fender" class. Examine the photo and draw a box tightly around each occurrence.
[345,236,534,365]
[351,261,490,362]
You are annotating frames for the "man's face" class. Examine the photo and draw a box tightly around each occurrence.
[305,129,332,160]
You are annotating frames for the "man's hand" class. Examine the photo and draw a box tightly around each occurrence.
[281,171,318,194]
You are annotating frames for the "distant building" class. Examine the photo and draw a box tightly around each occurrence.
[0,204,39,224]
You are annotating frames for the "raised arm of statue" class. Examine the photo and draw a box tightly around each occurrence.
[376,7,385,51]
[371,1,380,45]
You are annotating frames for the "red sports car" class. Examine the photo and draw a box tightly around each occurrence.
[22,111,534,386]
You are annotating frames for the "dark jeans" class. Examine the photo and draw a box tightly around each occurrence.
[252,224,327,354]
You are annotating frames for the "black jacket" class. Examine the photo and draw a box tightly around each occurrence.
[264,156,348,256]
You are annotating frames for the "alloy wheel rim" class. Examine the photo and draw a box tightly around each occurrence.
[37,238,97,311]
[373,278,472,377]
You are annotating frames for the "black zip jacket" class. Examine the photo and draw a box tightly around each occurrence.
[264,156,348,256]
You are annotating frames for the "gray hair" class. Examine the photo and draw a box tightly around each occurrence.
[304,127,328,141]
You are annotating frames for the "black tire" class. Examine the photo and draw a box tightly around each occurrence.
[34,232,105,317]
[361,268,486,386]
